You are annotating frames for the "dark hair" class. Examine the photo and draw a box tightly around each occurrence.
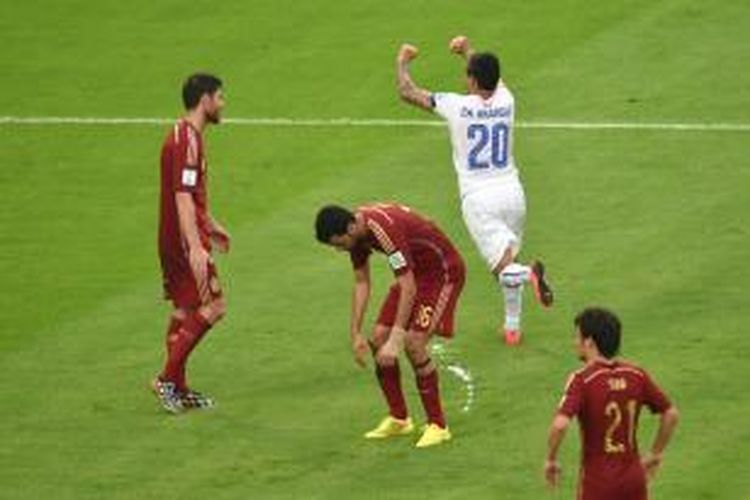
[182,73,223,110]
[315,205,355,243]
[467,53,500,91]
[574,307,622,359]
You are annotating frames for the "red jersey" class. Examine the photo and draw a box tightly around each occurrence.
[159,119,212,256]
[349,203,464,283]
[557,359,672,493]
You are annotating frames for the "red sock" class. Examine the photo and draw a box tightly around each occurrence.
[416,369,446,428]
[179,312,213,388]
[164,316,182,352]
[375,362,408,420]
[161,312,211,391]
[160,316,183,382]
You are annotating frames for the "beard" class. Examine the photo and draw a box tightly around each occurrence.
[206,109,221,124]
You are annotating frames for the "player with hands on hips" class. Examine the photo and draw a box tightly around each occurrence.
[545,307,679,499]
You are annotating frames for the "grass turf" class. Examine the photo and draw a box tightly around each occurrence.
[1,0,749,498]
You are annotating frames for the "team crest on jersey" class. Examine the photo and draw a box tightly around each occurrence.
[387,251,407,270]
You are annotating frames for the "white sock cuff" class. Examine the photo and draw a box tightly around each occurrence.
[499,263,531,287]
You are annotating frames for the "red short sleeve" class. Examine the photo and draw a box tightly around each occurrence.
[557,373,583,417]
[364,213,413,276]
[171,123,201,193]
[642,371,672,414]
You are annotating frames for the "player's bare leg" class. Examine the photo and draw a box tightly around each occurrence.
[364,325,413,438]
[405,331,451,448]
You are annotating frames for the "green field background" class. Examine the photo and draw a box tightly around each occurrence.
[1,0,749,498]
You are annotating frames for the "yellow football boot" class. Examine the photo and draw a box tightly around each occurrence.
[364,416,415,439]
[415,423,452,448]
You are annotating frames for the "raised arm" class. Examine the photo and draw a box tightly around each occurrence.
[448,35,475,61]
[396,44,433,111]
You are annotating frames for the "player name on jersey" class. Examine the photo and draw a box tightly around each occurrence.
[460,106,511,119]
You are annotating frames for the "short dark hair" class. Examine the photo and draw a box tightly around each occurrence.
[467,53,500,91]
[574,307,622,359]
[182,73,223,110]
[315,205,355,243]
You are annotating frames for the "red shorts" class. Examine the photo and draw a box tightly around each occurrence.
[376,273,465,338]
[579,462,647,500]
[160,250,222,310]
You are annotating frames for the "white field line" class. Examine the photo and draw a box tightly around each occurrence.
[1,115,749,132]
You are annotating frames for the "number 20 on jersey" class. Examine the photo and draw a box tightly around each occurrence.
[467,123,509,170]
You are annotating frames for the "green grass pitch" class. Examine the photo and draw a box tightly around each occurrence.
[1,0,749,498]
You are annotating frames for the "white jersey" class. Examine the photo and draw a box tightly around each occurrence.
[432,85,519,198]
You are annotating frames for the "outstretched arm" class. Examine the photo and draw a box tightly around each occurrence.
[396,44,433,111]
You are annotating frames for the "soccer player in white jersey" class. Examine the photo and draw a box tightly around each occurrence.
[395,35,553,345]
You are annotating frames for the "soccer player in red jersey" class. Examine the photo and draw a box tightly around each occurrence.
[153,73,230,414]
[545,307,680,499]
[315,203,466,448]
